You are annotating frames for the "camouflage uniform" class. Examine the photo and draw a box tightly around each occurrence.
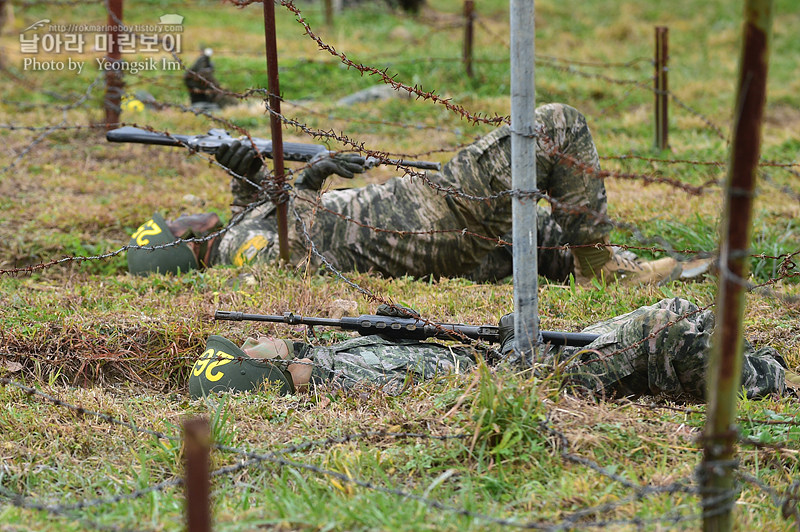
[293,299,786,399]
[305,335,476,394]
[184,51,235,110]
[212,103,605,281]
[552,298,787,399]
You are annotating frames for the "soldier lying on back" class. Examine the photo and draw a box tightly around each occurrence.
[128,103,697,286]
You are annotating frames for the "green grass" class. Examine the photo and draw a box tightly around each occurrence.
[2,0,800,530]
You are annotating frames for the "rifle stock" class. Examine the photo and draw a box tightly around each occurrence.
[106,127,194,147]
[214,310,598,347]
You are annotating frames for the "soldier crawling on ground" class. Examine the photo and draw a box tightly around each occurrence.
[188,299,799,401]
[129,103,703,286]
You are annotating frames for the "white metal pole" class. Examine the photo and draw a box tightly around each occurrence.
[510,0,539,359]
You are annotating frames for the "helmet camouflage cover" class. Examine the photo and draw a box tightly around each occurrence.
[189,335,295,399]
[127,212,198,275]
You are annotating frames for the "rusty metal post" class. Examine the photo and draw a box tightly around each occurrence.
[701,1,772,531]
[324,0,334,27]
[0,0,8,38]
[654,26,668,150]
[263,0,291,263]
[184,417,211,532]
[104,0,124,130]
[463,1,475,78]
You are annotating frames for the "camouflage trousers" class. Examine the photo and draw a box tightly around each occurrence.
[551,298,787,399]
[296,299,786,399]
[306,335,476,394]
[213,103,607,280]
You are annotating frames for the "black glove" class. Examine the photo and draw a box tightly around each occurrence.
[216,140,263,180]
[295,151,366,191]
[498,313,515,357]
[376,303,420,319]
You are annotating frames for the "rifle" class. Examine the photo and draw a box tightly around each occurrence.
[214,310,599,348]
[106,126,442,171]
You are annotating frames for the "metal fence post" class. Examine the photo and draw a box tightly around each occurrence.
[263,0,291,263]
[510,0,539,360]
[701,1,772,530]
[184,417,211,532]
[654,26,669,150]
[463,1,475,78]
[104,0,124,130]
[324,0,334,27]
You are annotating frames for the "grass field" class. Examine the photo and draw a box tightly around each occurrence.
[1,0,799,530]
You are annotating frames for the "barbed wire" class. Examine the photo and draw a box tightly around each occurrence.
[471,17,729,139]
[6,381,768,531]
[0,194,269,276]
[270,0,508,126]
[3,1,799,529]
[2,365,725,531]
[1,74,104,173]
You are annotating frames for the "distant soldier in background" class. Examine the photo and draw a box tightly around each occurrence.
[333,0,426,13]
[183,48,235,111]
[387,0,426,14]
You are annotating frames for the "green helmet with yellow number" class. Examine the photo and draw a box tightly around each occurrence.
[127,212,198,276]
[189,335,295,399]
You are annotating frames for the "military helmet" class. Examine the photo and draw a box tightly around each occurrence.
[189,335,295,399]
[127,212,198,275]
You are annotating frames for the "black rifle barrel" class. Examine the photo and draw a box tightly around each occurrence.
[214,311,599,347]
[107,126,193,147]
[107,127,441,170]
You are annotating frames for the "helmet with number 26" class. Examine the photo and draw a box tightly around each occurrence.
[188,335,295,399]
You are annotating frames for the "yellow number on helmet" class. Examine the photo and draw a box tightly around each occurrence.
[205,351,234,381]
[131,219,163,246]
[233,235,268,267]
[192,348,214,377]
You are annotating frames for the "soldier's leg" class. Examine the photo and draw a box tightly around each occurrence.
[430,105,607,245]
[534,103,680,286]
[740,346,787,397]
[454,104,609,283]
[567,301,714,398]
[642,299,785,397]
[466,205,573,283]
[532,103,608,244]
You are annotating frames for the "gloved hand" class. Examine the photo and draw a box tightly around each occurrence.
[498,313,515,357]
[216,140,263,180]
[376,303,420,319]
[295,151,366,191]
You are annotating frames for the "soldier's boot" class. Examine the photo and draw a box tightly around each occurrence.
[572,237,681,286]
[785,369,800,395]
[166,212,221,267]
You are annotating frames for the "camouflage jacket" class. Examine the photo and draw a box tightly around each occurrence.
[212,103,606,282]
